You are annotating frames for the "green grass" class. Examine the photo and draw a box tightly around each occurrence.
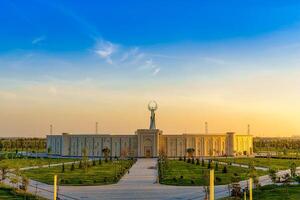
[0,157,78,169]
[219,184,300,200]
[214,157,300,170]
[0,184,45,200]
[159,160,267,186]
[23,160,135,186]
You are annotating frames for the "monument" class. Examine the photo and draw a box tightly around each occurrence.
[47,101,253,158]
[148,100,157,130]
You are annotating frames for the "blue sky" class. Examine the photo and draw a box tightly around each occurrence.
[1,0,300,136]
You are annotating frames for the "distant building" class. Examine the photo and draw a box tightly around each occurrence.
[47,102,253,157]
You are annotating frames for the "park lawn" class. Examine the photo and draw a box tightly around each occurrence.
[0,158,78,169]
[23,160,134,186]
[219,184,300,200]
[0,184,45,200]
[160,160,267,186]
[214,157,300,170]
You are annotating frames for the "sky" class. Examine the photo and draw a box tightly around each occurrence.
[1,0,300,137]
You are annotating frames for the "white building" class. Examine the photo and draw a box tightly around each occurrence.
[47,103,253,157]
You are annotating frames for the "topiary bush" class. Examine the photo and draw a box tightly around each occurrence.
[196,159,200,165]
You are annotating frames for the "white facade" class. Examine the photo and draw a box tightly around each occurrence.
[47,130,253,157]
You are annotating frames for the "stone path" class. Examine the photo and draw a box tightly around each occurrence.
[4,158,297,200]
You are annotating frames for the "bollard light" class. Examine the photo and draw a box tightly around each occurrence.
[249,178,253,200]
[210,169,214,200]
[54,174,57,200]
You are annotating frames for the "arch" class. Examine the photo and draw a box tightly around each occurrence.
[143,138,153,157]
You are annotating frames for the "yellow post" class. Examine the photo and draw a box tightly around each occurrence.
[210,169,214,200]
[244,191,246,200]
[53,175,57,200]
[249,178,253,200]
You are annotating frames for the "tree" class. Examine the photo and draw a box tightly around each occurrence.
[186,148,195,158]
[268,168,277,184]
[202,169,210,200]
[70,163,75,171]
[248,161,259,189]
[290,162,297,177]
[10,176,19,189]
[207,160,213,169]
[102,147,111,163]
[62,163,65,173]
[21,176,29,192]
[0,164,9,182]
[215,162,219,171]
[82,147,89,171]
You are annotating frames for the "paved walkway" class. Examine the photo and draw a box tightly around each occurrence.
[4,158,298,200]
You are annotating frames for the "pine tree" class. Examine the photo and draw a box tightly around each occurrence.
[62,163,65,173]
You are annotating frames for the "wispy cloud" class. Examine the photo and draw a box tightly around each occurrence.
[94,40,117,64]
[138,59,161,76]
[32,36,46,45]
[93,39,160,75]
[152,68,161,76]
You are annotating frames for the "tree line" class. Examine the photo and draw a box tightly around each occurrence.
[0,138,46,153]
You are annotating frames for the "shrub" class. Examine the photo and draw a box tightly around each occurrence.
[207,160,211,169]
[60,179,65,184]
[104,177,108,183]
[61,163,65,173]
[196,159,200,165]
[187,158,191,163]
[191,180,195,184]
[99,159,102,165]
[70,163,75,171]
[92,160,96,166]
[93,180,97,183]
[113,176,118,182]
[201,159,205,167]
[79,160,83,169]
[183,156,186,162]
[173,177,177,182]
[64,180,69,184]
[222,166,228,173]
[191,158,195,164]
[215,177,222,183]
[179,157,182,161]
[78,180,83,184]
[215,162,219,171]
[180,175,184,179]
